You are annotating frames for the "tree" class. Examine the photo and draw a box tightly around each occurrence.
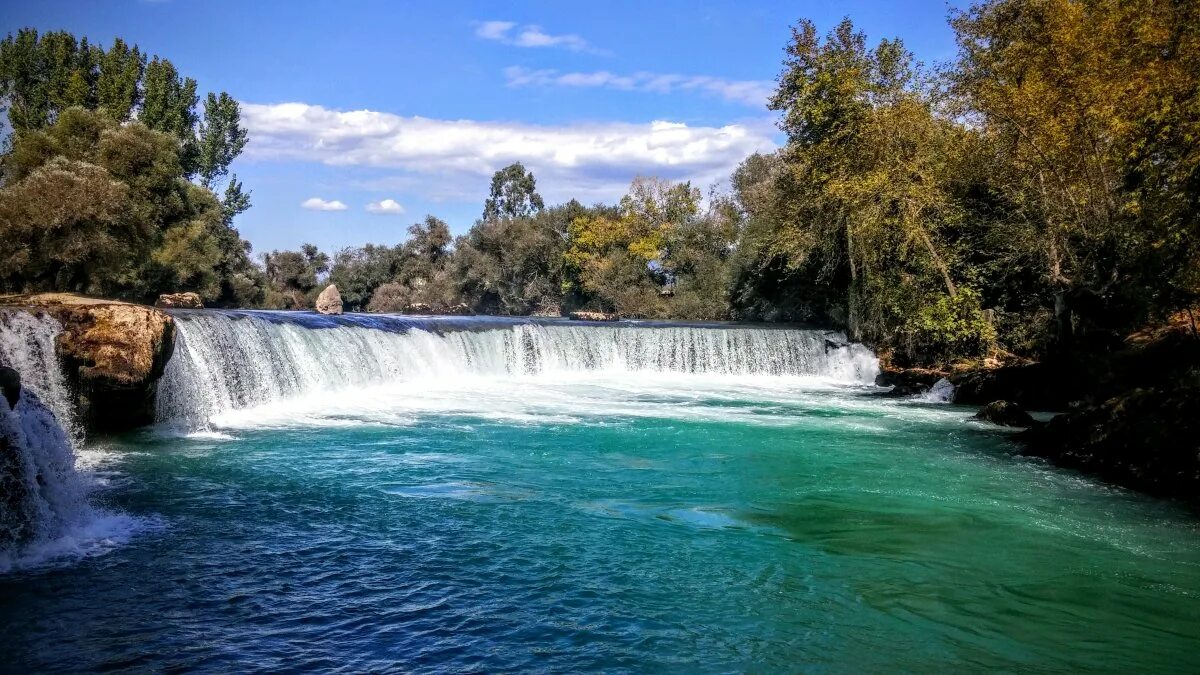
[482,162,545,220]
[263,244,330,309]
[95,38,143,122]
[140,57,199,154]
[195,92,248,188]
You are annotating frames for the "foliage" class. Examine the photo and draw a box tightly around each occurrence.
[482,162,545,221]
[901,289,997,366]
[0,29,259,305]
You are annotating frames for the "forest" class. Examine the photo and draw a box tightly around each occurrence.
[1,0,1196,368]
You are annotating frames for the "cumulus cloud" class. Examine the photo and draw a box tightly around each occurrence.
[242,102,777,203]
[300,197,348,211]
[366,198,405,214]
[474,20,601,54]
[504,66,774,107]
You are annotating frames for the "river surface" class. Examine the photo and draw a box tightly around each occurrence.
[1,313,1198,672]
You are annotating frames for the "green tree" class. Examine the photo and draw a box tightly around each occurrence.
[95,38,143,122]
[195,92,248,188]
[482,162,545,220]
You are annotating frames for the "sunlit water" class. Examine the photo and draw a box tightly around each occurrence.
[1,315,1198,671]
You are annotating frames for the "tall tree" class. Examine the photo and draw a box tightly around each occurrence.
[195,92,248,188]
[140,57,199,149]
[95,37,144,122]
[482,162,545,220]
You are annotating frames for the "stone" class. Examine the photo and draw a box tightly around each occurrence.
[0,366,19,410]
[973,400,1036,427]
[403,303,433,314]
[315,285,343,315]
[568,311,619,322]
[1020,386,1200,505]
[444,303,473,316]
[0,293,175,432]
[874,367,946,397]
[154,292,203,309]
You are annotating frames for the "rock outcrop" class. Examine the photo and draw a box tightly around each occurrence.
[874,367,946,397]
[568,311,619,322]
[973,400,1036,427]
[0,294,175,432]
[1020,387,1200,504]
[316,285,343,315]
[155,292,203,309]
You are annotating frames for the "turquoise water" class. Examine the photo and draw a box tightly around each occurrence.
[2,371,1199,672]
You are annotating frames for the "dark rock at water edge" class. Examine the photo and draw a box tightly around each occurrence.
[875,367,945,397]
[973,400,1036,427]
[950,363,1080,410]
[0,366,18,410]
[1020,386,1200,505]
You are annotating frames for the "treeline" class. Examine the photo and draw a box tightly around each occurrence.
[3,0,1197,368]
[271,166,739,320]
[0,28,264,305]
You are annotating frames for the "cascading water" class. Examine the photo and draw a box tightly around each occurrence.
[0,310,142,572]
[157,310,880,428]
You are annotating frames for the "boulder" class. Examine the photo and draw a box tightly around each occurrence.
[950,363,1078,410]
[1020,386,1200,504]
[154,292,203,309]
[0,293,175,432]
[403,303,433,314]
[444,303,473,316]
[875,367,946,397]
[568,311,619,322]
[0,366,19,410]
[973,400,1035,427]
[315,285,343,315]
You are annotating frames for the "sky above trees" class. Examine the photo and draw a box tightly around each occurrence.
[2,0,963,253]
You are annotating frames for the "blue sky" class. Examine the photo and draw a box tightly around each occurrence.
[2,1,962,255]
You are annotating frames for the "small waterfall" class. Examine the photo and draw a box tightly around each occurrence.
[158,310,880,426]
[0,310,95,569]
[0,311,75,430]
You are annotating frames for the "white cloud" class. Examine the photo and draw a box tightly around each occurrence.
[242,102,777,203]
[366,198,405,214]
[474,20,601,54]
[300,197,348,211]
[504,66,774,107]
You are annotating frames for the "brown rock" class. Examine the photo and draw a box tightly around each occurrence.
[154,292,203,309]
[0,293,175,432]
[315,285,343,315]
[568,311,619,322]
[444,303,473,316]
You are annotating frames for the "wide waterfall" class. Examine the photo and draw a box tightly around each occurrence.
[157,310,880,427]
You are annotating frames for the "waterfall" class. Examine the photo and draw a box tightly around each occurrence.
[157,310,880,427]
[0,311,75,429]
[0,310,94,569]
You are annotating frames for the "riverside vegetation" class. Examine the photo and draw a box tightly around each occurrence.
[1,1,1198,501]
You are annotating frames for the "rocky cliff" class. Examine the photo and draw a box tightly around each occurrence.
[0,294,175,432]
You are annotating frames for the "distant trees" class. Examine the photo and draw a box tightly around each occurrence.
[0,28,261,305]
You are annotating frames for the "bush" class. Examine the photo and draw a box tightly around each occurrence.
[902,288,996,365]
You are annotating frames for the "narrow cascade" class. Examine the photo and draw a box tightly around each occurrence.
[0,311,75,428]
[0,311,92,569]
[157,310,880,427]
